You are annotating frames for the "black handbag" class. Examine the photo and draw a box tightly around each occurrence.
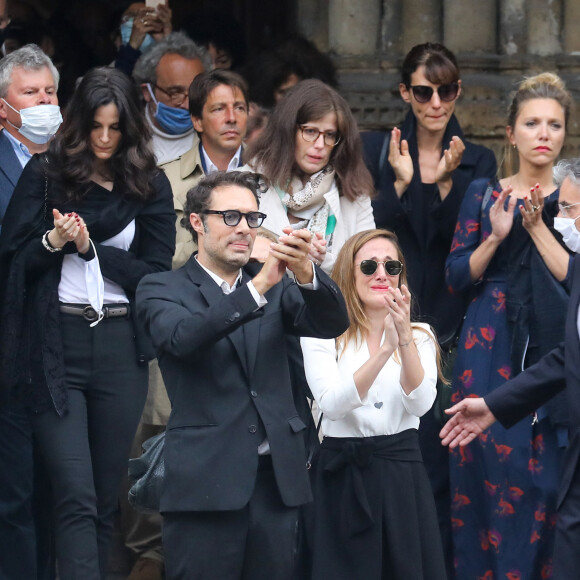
[128,431,165,513]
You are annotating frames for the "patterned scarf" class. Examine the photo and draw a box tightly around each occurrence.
[279,165,336,238]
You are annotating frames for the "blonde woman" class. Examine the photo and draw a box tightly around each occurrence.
[445,72,573,578]
[301,229,447,580]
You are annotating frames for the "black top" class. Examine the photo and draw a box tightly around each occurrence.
[0,154,176,413]
[362,110,497,344]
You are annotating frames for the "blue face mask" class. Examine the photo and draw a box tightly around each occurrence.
[147,84,193,135]
[120,17,155,53]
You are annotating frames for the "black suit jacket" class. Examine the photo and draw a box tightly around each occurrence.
[362,112,497,342]
[136,256,349,512]
[486,255,580,508]
[0,130,24,234]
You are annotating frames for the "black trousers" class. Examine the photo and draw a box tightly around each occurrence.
[163,459,300,580]
[553,460,580,579]
[0,405,54,580]
[30,313,147,580]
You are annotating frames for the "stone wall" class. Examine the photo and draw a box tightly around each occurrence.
[297,0,580,162]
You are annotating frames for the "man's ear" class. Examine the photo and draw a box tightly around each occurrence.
[192,115,203,133]
[0,98,9,121]
[141,83,153,104]
[190,212,205,236]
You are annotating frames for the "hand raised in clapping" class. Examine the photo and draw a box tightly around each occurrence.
[488,186,517,243]
[389,127,413,197]
[520,183,545,231]
[48,209,90,254]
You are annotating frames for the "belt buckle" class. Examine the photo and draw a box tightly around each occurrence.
[82,305,99,322]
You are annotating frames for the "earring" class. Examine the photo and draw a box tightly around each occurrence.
[513,144,517,150]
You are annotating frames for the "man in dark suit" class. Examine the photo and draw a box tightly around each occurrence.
[440,161,580,579]
[0,44,61,580]
[136,170,349,580]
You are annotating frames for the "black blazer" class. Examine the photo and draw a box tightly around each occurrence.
[136,256,349,512]
[0,130,23,234]
[362,112,497,342]
[486,255,580,508]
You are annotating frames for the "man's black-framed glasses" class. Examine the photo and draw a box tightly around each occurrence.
[299,125,341,147]
[408,82,459,104]
[202,209,267,228]
[151,83,188,107]
[358,259,403,276]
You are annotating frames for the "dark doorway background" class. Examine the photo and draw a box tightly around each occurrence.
[171,0,297,58]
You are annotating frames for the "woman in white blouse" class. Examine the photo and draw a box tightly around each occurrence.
[301,229,447,580]
[243,79,375,274]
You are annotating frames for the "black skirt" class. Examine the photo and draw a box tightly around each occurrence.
[306,429,447,580]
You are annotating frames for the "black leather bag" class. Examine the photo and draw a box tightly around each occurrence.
[128,431,165,513]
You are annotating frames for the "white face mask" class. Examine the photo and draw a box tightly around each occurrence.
[554,215,580,253]
[2,100,63,144]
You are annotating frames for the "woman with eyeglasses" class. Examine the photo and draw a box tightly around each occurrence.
[445,73,573,579]
[300,228,447,580]
[0,67,175,579]
[243,78,375,274]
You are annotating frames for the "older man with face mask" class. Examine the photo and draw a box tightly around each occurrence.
[553,159,580,253]
[0,43,61,233]
[132,31,210,165]
[0,43,62,580]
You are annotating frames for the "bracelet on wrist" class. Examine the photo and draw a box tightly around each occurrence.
[399,338,413,348]
[42,230,62,253]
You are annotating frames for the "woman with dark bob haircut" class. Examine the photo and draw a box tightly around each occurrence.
[301,228,447,579]
[0,67,175,579]
[362,43,497,574]
[244,78,375,274]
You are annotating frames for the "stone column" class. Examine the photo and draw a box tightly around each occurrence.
[563,1,580,54]
[329,0,381,56]
[296,0,329,52]
[400,0,441,54]
[381,0,402,54]
[443,0,496,52]
[499,0,526,56]
[527,0,561,56]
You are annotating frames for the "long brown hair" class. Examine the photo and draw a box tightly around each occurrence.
[246,79,374,201]
[332,229,445,380]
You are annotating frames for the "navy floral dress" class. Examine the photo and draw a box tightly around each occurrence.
[445,178,566,580]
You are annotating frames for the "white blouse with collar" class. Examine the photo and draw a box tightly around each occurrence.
[301,323,438,438]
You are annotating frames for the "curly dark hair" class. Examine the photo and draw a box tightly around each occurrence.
[47,67,158,200]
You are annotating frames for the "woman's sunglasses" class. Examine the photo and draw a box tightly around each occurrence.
[408,82,459,104]
[358,259,403,276]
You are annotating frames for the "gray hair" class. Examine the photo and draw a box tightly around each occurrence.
[0,44,60,98]
[553,158,580,188]
[132,32,211,85]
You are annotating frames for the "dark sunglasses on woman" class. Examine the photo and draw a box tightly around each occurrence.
[358,259,404,276]
[408,82,459,104]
